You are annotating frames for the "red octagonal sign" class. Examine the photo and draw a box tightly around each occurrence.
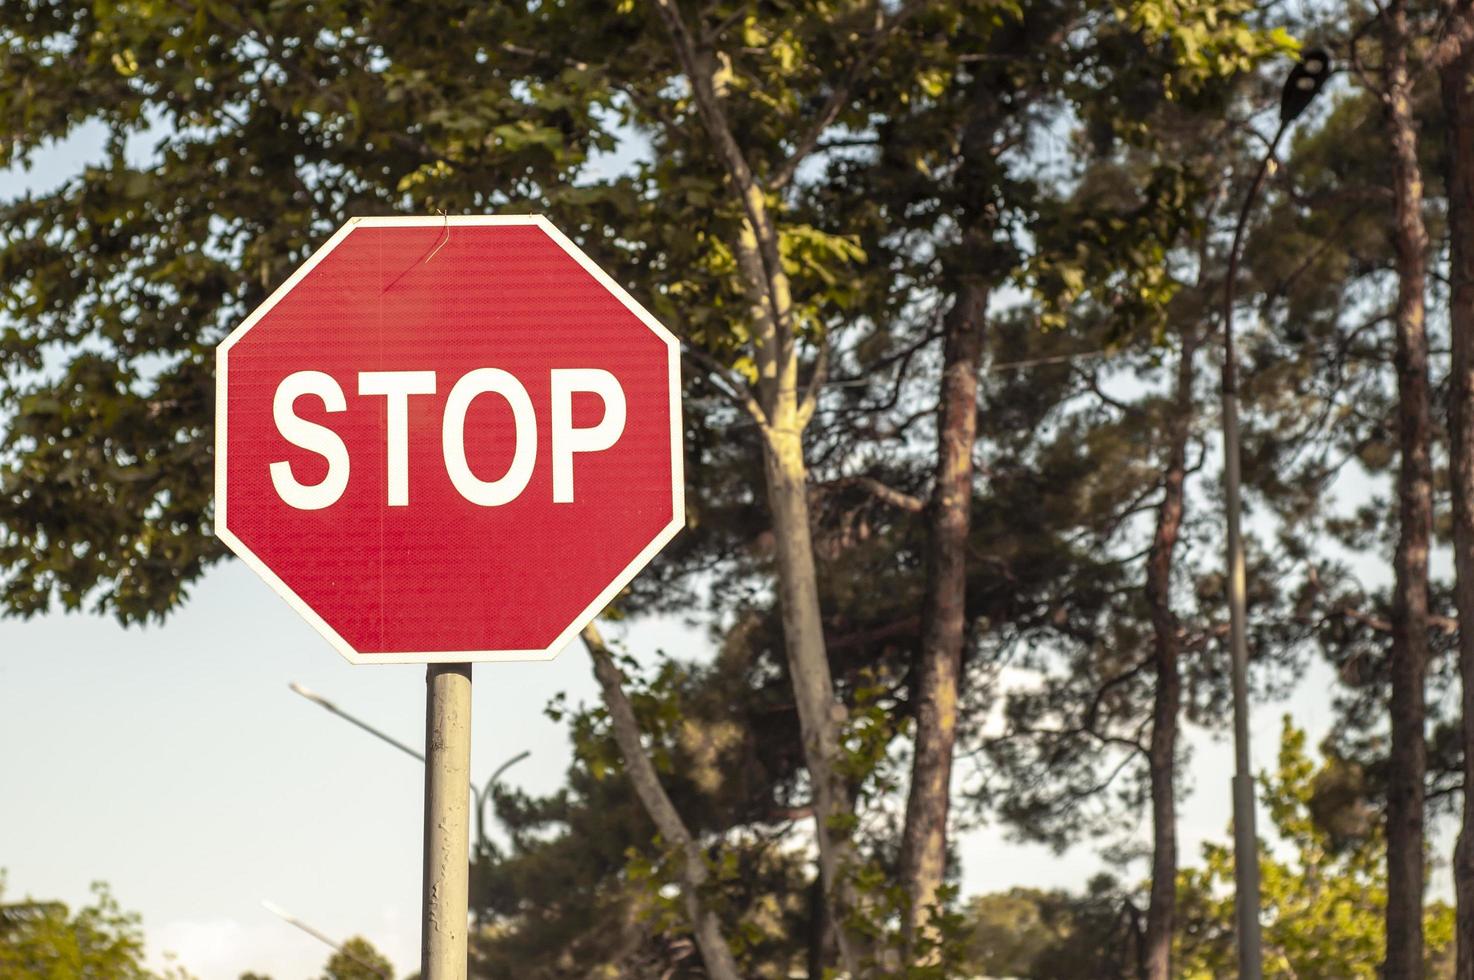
[215,216,683,663]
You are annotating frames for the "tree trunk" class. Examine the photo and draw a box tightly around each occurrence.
[1142,334,1196,980]
[1440,10,1474,973]
[582,625,743,980]
[1383,5,1434,974]
[898,279,987,953]
[805,873,834,980]
[759,411,860,967]
[647,3,865,969]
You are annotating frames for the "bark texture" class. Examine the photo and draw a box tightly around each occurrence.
[1143,334,1196,980]
[647,3,896,969]
[759,415,857,948]
[898,279,988,951]
[1440,6,1474,972]
[1382,6,1434,974]
[582,624,743,980]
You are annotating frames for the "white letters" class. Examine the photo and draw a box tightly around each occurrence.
[550,369,626,504]
[270,371,350,510]
[269,367,623,508]
[357,371,436,506]
[442,368,537,507]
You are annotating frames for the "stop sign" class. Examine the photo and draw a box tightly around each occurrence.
[215,216,683,663]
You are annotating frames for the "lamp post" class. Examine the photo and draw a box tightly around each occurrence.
[261,899,391,979]
[289,681,425,763]
[288,682,529,855]
[1219,47,1329,980]
[475,749,531,860]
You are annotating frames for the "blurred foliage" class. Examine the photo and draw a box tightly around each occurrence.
[0,876,193,980]
[320,936,394,980]
[960,876,1144,978]
[960,723,1456,979]
[1176,719,1455,978]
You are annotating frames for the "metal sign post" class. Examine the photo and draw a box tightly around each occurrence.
[422,664,472,979]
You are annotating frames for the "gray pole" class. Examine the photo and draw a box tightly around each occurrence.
[422,663,472,980]
[1219,120,1287,980]
[1221,384,1264,980]
[1218,79,1331,971]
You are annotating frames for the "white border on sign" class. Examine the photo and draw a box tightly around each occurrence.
[214,215,686,665]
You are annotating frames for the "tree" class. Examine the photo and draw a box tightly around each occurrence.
[472,634,825,978]
[3,3,1437,977]
[581,624,741,980]
[0,2,902,966]
[321,936,393,980]
[634,4,918,966]
[0,2,630,621]
[976,48,1322,980]
[961,878,1144,979]
[1176,718,1454,979]
[0,2,848,970]
[1437,0,1474,971]
[1141,317,1199,980]
[1364,2,1437,972]
[811,7,1296,968]
[0,877,189,980]
[237,934,394,980]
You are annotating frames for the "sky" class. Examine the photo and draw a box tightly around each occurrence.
[0,551,1361,980]
[0,102,1454,980]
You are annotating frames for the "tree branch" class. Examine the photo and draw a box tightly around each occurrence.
[1083,656,1154,732]
[581,623,742,980]
[1337,605,1458,635]
[797,339,830,428]
[681,341,770,430]
[769,0,926,191]
[1432,0,1474,69]
[824,614,923,652]
[822,475,926,513]
[651,0,785,318]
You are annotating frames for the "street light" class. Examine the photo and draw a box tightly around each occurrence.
[260,899,391,979]
[475,749,531,859]
[288,681,529,855]
[289,682,425,763]
[1219,47,1330,980]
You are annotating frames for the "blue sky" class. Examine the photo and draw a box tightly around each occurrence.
[2,557,1354,979]
[0,112,1447,980]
